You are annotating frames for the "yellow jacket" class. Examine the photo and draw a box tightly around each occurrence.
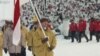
[0,32,3,47]
[0,32,3,56]
[27,29,35,47]
[21,26,29,47]
[29,28,56,56]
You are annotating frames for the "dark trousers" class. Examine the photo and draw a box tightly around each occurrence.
[70,31,78,42]
[95,31,100,42]
[21,46,26,56]
[90,31,95,41]
[10,53,21,56]
[79,31,89,42]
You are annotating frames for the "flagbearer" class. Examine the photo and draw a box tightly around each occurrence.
[28,18,57,56]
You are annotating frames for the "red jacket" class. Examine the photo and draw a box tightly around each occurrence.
[69,22,77,32]
[95,21,100,32]
[77,20,87,32]
[89,20,96,32]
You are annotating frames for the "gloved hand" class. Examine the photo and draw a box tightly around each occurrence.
[4,48,7,54]
[21,46,26,56]
[34,26,37,30]
[21,46,26,52]
[28,46,32,51]
[42,37,48,43]
[48,46,54,51]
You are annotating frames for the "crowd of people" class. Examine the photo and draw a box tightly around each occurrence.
[34,0,100,43]
[0,0,100,56]
[20,0,100,43]
[0,18,56,56]
[69,17,100,43]
[20,0,100,30]
[41,0,100,20]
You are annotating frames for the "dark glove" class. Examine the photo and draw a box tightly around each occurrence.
[34,26,37,30]
[48,46,54,51]
[34,54,36,56]
[28,46,32,51]
[21,46,26,56]
[42,37,48,43]
[4,48,7,54]
[21,46,26,51]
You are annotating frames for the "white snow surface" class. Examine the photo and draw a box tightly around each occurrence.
[54,35,100,56]
[3,35,100,56]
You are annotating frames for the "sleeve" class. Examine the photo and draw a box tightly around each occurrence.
[32,30,43,47]
[20,34,26,47]
[50,32,57,49]
[0,33,3,48]
[21,27,31,47]
[25,29,29,42]
[3,32,8,49]
[69,24,71,31]
[75,23,78,31]
[27,31,33,47]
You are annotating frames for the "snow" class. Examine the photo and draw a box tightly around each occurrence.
[54,35,100,56]
[3,35,100,56]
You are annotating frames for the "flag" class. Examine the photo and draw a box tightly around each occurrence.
[12,0,30,45]
[13,0,20,28]
[12,0,21,45]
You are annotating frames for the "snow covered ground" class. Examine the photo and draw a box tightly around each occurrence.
[3,35,100,56]
[53,19,100,56]
[54,35,100,56]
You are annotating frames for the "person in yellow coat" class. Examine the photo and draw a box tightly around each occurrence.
[0,27,3,56]
[21,25,29,56]
[28,18,57,56]
[28,27,36,56]
[27,15,39,56]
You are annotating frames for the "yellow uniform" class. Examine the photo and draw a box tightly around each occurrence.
[0,32,3,56]
[29,28,56,56]
[21,26,29,48]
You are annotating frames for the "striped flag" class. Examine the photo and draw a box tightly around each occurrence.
[12,0,31,45]
[13,0,20,29]
[12,0,21,45]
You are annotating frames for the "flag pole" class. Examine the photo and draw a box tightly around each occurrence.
[29,0,50,47]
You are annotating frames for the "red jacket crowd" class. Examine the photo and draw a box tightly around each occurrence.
[69,19,100,32]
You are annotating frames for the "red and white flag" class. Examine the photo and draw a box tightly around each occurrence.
[12,0,21,45]
[13,0,30,45]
